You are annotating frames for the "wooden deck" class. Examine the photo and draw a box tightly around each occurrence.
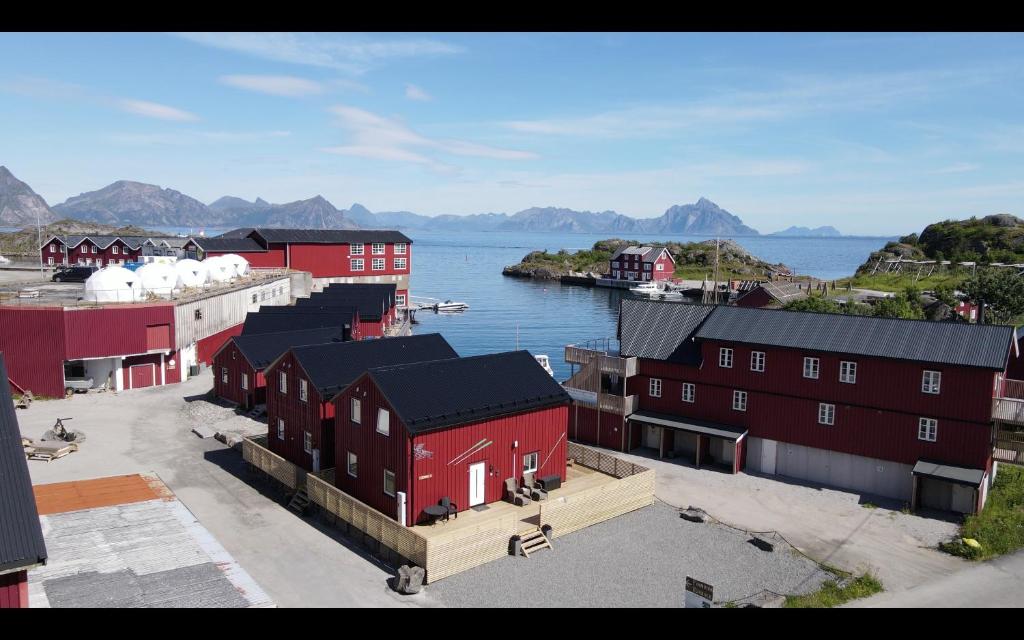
[413,465,615,540]
[33,473,173,515]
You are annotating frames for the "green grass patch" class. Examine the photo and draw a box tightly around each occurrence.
[939,465,1024,561]
[783,574,883,608]
[839,272,965,293]
[861,502,878,510]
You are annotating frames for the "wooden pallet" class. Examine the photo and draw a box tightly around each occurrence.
[24,441,78,462]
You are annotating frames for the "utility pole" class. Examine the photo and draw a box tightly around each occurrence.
[713,237,721,305]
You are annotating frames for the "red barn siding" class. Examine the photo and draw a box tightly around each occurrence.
[0,307,67,397]
[63,305,175,360]
[196,323,243,365]
[212,344,260,407]
[266,352,334,471]
[569,405,630,451]
[735,288,773,308]
[0,571,28,608]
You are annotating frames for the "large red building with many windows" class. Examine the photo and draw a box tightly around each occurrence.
[607,246,675,282]
[566,299,1017,514]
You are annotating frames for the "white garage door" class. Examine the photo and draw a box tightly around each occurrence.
[773,442,913,501]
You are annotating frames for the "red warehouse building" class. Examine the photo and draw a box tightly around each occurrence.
[212,327,346,409]
[0,354,48,608]
[265,334,457,473]
[607,246,675,282]
[199,228,412,302]
[566,299,1017,515]
[333,351,571,526]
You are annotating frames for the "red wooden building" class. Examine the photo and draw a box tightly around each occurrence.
[265,334,457,473]
[0,354,47,608]
[212,327,346,409]
[607,246,674,282]
[298,284,397,338]
[734,281,806,308]
[41,235,146,267]
[333,351,571,525]
[567,299,1017,515]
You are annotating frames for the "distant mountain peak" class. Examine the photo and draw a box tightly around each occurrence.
[0,166,58,226]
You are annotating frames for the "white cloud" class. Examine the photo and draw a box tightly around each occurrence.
[324,104,537,170]
[110,130,290,145]
[175,33,464,74]
[404,84,432,101]
[931,162,980,174]
[219,75,323,97]
[118,99,199,122]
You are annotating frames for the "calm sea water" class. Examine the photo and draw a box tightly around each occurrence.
[404,230,895,379]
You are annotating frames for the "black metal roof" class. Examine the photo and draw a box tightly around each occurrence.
[192,237,267,253]
[618,299,715,364]
[288,334,457,399]
[629,410,748,441]
[241,310,354,336]
[0,354,47,573]
[299,291,389,321]
[319,283,397,308]
[217,228,256,239]
[368,351,570,434]
[251,228,412,245]
[227,328,347,370]
[694,304,1015,370]
[912,459,985,487]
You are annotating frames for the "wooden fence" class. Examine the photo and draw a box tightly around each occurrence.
[995,429,1024,465]
[243,434,303,490]
[540,442,655,538]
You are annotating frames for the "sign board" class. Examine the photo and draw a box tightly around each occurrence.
[685,576,714,608]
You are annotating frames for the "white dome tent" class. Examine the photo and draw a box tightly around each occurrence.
[136,262,179,298]
[174,259,208,288]
[219,253,251,278]
[203,256,234,283]
[83,266,145,303]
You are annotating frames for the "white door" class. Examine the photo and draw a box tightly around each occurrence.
[760,439,777,475]
[469,462,486,507]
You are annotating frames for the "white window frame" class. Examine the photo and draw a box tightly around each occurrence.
[47,256,54,265]
[372,257,385,271]
[221,367,228,384]
[656,263,664,271]
[649,378,662,398]
[299,379,308,402]
[49,244,56,253]
[303,431,312,454]
[682,382,695,403]
[732,390,747,412]
[818,403,835,426]
[376,408,390,436]
[393,257,407,270]
[918,417,938,442]
[384,469,396,497]
[350,258,364,271]
[750,351,765,372]
[803,357,820,380]
[241,373,248,390]
[350,243,364,256]
[371,242,386,255]
[277,418,285,440]
[112,245,119,255]
[279,371,287,394]
[922,370,941,394]
[523,451,539,474]
[719,347,734,369]
[394,242,407,255]
[839,361,857,384]
[396,294,407,307]
[347,451,358,478]
[91,245,97,254]
[351,397,362,424]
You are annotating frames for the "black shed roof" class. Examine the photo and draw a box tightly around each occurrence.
[318,283,397,307]
[368,351,570,434]
[299,291,389,320]
[288,333,457,399]
[0,354,47,573]
[251,228,412,245]
[192,237,267,253]
[227,327,347,370]
[241,310,354,336]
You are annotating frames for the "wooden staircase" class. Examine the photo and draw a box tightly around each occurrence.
[287,487,311,515]
[519,529,553,558]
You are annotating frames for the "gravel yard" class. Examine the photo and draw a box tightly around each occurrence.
[180,392,267,444]
[426,501,831,607]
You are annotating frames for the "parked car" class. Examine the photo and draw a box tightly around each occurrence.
[52,266,98,283]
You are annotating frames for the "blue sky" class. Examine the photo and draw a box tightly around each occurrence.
[2,32,1023,235]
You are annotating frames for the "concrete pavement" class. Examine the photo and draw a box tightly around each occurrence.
[846,550,1024,607]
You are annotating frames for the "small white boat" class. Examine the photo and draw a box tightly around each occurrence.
[629,282,661,295]
[435,299,469,312]
[534,354,555,376]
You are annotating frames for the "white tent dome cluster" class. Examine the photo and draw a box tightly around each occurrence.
[82,254,251,302]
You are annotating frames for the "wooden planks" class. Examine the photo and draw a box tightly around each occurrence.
[243,434,301,490]
[33,474,165,515]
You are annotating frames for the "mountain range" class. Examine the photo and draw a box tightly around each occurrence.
[769,225,842,237]
[0,165,840,237]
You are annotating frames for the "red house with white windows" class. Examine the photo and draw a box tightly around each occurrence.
[264,334,458,473]
[195,228,413,305]
[211,327,347,409]
[40,235,145,267]
[333,350,571,526]
[607,246,674,282]
[566,299,1017,515]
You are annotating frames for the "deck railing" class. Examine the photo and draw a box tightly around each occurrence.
[564,345,637,377]
[243,434,303,490]
[993,375,1024,425]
